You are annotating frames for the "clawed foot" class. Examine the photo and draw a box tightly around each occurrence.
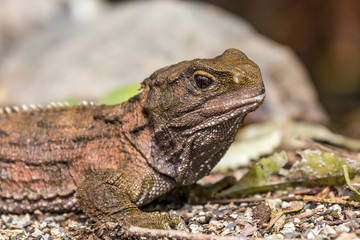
[121,210,181,229]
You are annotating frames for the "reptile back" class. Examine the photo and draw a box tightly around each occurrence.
[0,97,151,213]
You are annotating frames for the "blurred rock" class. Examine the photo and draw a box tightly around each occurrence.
[0,0,102,56]
[0,0,328,123]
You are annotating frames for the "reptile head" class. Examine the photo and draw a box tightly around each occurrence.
[144,48,265,185]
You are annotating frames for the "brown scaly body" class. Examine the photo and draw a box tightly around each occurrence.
[0,49,265,228]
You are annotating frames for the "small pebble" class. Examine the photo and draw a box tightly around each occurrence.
[313,234,329,240]
[344,210,358,219]
[43,234,50,240]
[329,204,342,219]
[321,225,336,235]
[281,201,291,209]
[304,226,322,239]
[266,199,282,211]
[224,222,237,230]
[209,220,224,230]
[63,233,72,240]
[266,233,284,239]
[218,205,230,211]
[283,231,301,239]
[293,217,301,224]
[303,203,312,211]
[39,221,47,229]
[192,205,204,211]
[349,220,360,229]
[66,219,79,228]
[198,211,205,216]
[195,215,207,223]
[208,225,216,232]
[189,224,203,233]
[221,228,230,236]
[31,228,43,238]
[205,211,214,218]
[244,208,253,218]
[50,228,61,236]
[336,223,351,233]
[48,222,60,228]
[280,222,295,234]
[205,204,219,210]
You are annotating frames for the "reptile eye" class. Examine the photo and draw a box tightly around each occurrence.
[194,75,214,89]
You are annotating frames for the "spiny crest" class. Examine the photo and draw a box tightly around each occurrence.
[0,100,95,115]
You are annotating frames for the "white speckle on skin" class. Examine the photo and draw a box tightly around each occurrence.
[233,75,240,84]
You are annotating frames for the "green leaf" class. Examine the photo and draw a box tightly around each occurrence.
[287,150,360,186]
[220,151,288,197]
[98,83,140,105]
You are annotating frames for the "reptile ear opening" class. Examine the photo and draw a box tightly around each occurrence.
[193,71,215,89]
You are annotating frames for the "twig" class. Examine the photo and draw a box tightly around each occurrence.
[290,187,320,195]
[196,195,300,205]
[303,195,360,207]
[343,164,360,201]
[315,219,352,226]
[288,207,324,221]
[122,225,246,240]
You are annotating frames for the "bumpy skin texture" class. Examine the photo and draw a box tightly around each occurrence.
[0,49,265,228]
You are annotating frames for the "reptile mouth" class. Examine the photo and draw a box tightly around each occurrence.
[182,93,265,136]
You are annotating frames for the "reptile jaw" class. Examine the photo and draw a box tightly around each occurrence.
[182,93,265,136]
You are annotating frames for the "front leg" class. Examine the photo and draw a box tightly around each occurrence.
[76,170,180,229]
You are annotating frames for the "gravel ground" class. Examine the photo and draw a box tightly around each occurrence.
[1,186,360,239]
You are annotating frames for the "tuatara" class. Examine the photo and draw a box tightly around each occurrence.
[0,49,265,229]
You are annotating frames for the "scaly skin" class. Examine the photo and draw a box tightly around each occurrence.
[0,49,265,229]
